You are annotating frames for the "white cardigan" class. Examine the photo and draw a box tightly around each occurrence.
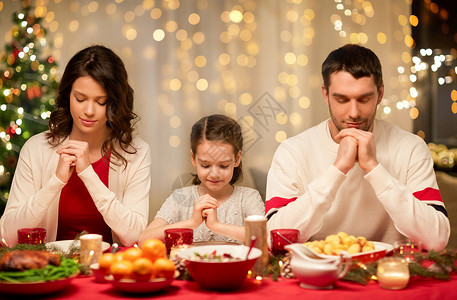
[0,132,151,247]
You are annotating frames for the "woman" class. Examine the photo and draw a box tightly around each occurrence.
[0,45,151,246]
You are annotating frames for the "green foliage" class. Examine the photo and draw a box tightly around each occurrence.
[0,258,79,283]
[0,243,47,259]
[0,0,59,213]
[341,250,457,285]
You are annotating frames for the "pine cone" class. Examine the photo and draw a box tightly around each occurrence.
[172,257,191,280]
[280,254,295,279]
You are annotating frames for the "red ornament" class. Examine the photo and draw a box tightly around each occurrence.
[11,43,20,58]
[6,125,15,136]
[26,86,42,99]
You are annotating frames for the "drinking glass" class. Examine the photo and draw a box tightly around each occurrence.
[17,228,47,245]
[270,229,299,256]
[164,228,193,255]
[393,239,422,262]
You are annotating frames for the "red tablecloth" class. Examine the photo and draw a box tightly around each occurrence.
[3,273,455,300]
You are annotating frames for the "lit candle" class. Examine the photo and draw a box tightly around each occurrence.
[377,257,410,290]
[169,244,186,259]
[80,234,103,267]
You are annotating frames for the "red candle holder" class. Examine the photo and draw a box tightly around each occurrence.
[393,239,423,262]
[164,228,193,255]
[17,228,47,245]
[270,229,299,256]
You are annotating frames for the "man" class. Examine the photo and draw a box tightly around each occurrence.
[265,44,449,251]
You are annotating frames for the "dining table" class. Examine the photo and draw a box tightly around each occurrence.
[1,270,456,300]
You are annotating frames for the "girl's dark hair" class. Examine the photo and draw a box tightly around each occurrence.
[322,44,383,93]
[46,45,137,167]
[190,114,243,185]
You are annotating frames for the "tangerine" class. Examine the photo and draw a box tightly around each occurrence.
[114,251,125,261]
[153,257,175,279]
[110,260,133,280]
[141,239,166,262]
[98,253,116,271]
[132,257,155,281]
[123,247,143,262]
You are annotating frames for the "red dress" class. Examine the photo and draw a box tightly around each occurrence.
[56,153,113,244]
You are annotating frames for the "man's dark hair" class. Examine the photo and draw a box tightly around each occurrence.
[322,44,383,92]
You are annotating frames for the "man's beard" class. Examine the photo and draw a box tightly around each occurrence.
[329,107,376,133]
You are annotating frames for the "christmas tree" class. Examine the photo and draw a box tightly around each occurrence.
[0,0,58,215]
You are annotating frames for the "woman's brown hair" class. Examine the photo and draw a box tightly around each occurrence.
[46,45,137,167]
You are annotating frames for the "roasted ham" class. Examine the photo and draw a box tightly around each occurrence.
[0,250,61,272]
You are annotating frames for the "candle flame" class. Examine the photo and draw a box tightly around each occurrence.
[357,262,367,270]
[255,275,262,281]
[134,243,139,249]
[1,238,8,247]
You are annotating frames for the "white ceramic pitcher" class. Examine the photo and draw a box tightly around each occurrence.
[285,243,352,289]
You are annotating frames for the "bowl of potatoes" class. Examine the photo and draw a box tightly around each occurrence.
[302,232,393,264]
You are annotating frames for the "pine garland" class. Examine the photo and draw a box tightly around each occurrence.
[172,249,457,284]
[0,243,47,258]
[341,249,457,285]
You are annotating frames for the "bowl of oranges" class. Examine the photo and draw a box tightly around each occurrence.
[95,239,176,293]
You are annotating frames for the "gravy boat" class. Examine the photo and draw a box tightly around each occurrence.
[285,243,352,289]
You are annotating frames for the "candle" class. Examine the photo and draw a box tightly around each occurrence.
[245,215,268,276]
[169,244,191,260]
[80,234,103,268]
[377,257,410,289]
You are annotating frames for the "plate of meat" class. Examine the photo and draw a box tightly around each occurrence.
[0,250,79,295]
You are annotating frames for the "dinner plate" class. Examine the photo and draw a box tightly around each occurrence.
[192,241,241,246]
[0,275,76,296]
[107,276,174,294]
[46,240,110,253]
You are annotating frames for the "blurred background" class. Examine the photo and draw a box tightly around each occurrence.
[0,0,456,222]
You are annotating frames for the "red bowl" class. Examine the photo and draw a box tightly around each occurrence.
[304,241,394,264]
[177,244,262,290]
[350,242,393,263]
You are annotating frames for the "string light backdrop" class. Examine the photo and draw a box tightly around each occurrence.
[0,0,413,218]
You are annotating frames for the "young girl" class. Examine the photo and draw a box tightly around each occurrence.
[139,114,264,245]
[0,45,151,247]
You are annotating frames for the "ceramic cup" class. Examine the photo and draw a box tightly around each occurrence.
[80,234,103,268]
